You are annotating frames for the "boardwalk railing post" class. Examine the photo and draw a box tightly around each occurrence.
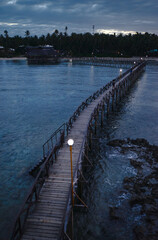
[101,106,104,127]
[112,91,114,111]
[95,117,97,135]
[107,98,109,117]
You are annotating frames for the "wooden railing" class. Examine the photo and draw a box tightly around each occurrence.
[11,60,146,240]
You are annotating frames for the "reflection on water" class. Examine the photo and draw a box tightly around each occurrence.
[0,60,127,239]
[0,60,157,239]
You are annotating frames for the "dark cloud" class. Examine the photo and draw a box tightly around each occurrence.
[0,0,157,36]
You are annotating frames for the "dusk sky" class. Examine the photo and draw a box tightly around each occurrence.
[0,0,158,36]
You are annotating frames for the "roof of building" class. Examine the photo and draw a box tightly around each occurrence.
[26,46,59,57]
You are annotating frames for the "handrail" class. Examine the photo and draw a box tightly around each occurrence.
[42,123,66,158]
[65,62,144,133]
[11,127,65,240]
[11,61,146,240]
[60,60,146,238]
[60,61,146,237]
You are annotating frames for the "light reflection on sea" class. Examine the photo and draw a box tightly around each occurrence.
[0,60,128,239]
[0,60,157,239]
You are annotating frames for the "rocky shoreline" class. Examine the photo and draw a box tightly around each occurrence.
[107,138,158,240]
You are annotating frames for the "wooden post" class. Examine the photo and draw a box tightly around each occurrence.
[112,92,114,111]
[71,209,74,240]
[89,129,92,149]
[119,88,122,101]
[95,117,97,135]
[116,89,118,105]
[85,140,89,156]
[101,108,104,127]
[107,99,109,117]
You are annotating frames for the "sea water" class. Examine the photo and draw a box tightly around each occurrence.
[0,60,157,239]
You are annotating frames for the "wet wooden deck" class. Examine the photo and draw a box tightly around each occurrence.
[21,91,113,240]
[20,62,145,240]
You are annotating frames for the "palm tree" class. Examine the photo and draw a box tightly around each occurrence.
[25,30,30,46]
[65,26,68,36]
[54,29,59,36]
[4,30,9,51]
[4,30,8,38]
[25,30,30,38]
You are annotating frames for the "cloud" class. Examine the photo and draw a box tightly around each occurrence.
[0,0,157,36]
[33,3,51,11]
[0,22,19,26]
[7,0,17,5]
[97,29,137,35]
[134,20,155,24]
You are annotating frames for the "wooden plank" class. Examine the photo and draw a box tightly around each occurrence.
[33,211,64,218]
[26,219,61,227]
[43,183,70,189]
[22,234,58,240]
[27,216,62,225]
[23,229,58,238]
[32,213,63,220]
[24,227,59,235]
[26,223,60,231]
[37,199,66,204]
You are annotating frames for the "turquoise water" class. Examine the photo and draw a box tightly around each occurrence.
[0,60,127,239]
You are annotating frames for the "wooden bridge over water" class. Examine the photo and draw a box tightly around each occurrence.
[11,60,146,240]
[64,56,147,68]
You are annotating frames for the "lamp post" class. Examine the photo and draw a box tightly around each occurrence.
[67,139,74,207]
[120,68,122,77]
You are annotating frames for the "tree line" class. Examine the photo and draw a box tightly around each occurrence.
[0,29,158,57]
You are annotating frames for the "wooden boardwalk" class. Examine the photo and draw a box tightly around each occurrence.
[11,61,146,240]
[21,89,113,240]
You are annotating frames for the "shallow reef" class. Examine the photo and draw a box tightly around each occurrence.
[108,138,158,240]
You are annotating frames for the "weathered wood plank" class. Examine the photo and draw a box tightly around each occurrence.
[27,216,62,225]
[22,234,57,240]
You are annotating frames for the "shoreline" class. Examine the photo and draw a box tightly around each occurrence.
[0,57,158,62]
[0,57,26,60]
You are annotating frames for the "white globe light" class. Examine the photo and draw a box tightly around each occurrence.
[67,139,74,146]
[120,69,122,72]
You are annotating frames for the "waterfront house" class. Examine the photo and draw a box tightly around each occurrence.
[26,45,59,64]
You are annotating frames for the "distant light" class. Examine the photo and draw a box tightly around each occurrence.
[134,62,136,64]
[68,139,74,146]
[120,69,122,72]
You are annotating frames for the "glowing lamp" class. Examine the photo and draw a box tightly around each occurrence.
[68,139,74,146]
